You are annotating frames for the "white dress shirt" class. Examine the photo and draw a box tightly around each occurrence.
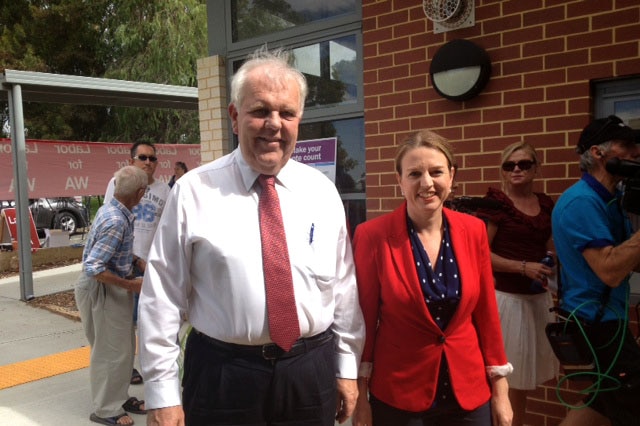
[138,149,365,409]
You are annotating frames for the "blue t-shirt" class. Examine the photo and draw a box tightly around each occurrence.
[552,173,632,322]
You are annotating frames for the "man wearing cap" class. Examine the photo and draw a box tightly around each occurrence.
[552,115,640,425]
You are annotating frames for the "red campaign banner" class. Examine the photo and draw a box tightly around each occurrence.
[0,139,201,199]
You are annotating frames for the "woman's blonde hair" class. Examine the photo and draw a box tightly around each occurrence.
[395,130,456,175]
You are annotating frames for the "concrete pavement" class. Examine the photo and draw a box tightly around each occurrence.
[0,263,146,426]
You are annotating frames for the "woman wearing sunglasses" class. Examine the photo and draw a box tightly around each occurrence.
[476,142,558,426]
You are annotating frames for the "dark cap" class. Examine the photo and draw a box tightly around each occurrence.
[576,115,636,154]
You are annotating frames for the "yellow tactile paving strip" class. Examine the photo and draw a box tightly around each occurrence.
[0,346,90,390]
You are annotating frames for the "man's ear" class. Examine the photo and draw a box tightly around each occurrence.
[228,103,239,134]
[589,145,603,158]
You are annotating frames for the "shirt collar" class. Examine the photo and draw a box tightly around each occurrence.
[235,148,295,192]
[581,172,618,204]
[109,196,136,225]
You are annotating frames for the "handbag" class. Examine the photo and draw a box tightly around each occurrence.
[545,318,593,367]
[545,261,610,370]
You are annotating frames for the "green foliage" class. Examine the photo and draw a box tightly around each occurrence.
[1,0,207,144]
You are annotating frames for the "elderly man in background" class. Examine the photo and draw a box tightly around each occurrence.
[75,165,149,426]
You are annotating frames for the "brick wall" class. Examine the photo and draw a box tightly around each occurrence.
[362,1,640,425]
[362,0,640,217]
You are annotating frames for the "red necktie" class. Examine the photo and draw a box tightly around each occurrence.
[258,175,300,351]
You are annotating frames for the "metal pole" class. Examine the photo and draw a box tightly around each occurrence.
[8,84,35,301]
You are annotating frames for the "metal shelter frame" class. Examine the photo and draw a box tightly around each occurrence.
[1,69,198,301]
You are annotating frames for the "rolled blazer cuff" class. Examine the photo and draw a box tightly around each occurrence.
[486,362,513,378]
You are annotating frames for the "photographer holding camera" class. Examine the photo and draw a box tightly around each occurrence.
[552,115,640,426]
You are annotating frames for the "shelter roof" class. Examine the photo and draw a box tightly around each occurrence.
[0,69,198,110]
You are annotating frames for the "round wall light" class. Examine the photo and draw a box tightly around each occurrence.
[430,39,491,101]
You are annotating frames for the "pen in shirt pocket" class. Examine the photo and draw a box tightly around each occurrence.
[309,223,315,244]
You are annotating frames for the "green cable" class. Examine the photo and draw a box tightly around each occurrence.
[554,285,629,409]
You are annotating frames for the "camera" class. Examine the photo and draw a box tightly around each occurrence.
[606,158,640,215]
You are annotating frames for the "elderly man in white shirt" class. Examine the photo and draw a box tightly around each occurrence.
[138,46,365,426]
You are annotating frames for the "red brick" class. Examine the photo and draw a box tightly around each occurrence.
[618,57,640,77]
[616,23,640,42]
[526,133,568,149]
[525,101,565,118]
[504,88,545,105]
[592,8,640,30]
[545,49,589,70]
[410,61,430,77]
[593,41,638,63]
[364,96,379,110]
[394,75,426,92]
[503,57,544,76]
[545,17,589,38]
[364,81,394,96]
[368,53,394,69]
[475,2,502,22]
[523,4,565,25]
[394,20,425,38]
[366,184,396,199]
[547,82,588,101]
[379,37,410,55]
[377,10,409,28]
[567,29,613,50]
[503,0,543,15]
[378,64,410,82]
[364,27,394,44]
[396,102,426,119]
[365,134,393,149]
[366,159,395,174]
[483,14,523,35]
[503,26,544,46]
[364,122,379,137]
[524,69,566,88]
[362,0,392,17]
[394,48,427,66]
[524,38,566,57]
[489,75,522,93]
[567,62,614,82]
[380,118,411,134]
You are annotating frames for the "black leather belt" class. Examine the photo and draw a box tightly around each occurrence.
[192,328,333,361]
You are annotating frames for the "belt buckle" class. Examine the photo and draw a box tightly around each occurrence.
[261,343,280,360]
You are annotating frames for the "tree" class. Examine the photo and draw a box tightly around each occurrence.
[0,0,207,144]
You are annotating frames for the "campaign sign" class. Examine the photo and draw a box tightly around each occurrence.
[292,138,337,183]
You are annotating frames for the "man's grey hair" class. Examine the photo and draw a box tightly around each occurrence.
[114,165,148,197]
[230,45,308,114]
[579,141,612,172]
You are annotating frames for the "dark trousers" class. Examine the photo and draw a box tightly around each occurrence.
[369,393,491,426]
[182,330,337,426]
[578,321,640,426]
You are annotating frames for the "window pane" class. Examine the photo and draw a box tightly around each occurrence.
[294,36,358,108]
[232,35,359,109]
[231,0,357,42]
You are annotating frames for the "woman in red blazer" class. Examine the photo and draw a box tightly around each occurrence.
[352,130,513,426]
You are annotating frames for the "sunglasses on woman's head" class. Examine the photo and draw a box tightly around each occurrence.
[501,160,535,172]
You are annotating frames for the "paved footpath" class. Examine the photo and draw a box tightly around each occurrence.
[0,264,146,426]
